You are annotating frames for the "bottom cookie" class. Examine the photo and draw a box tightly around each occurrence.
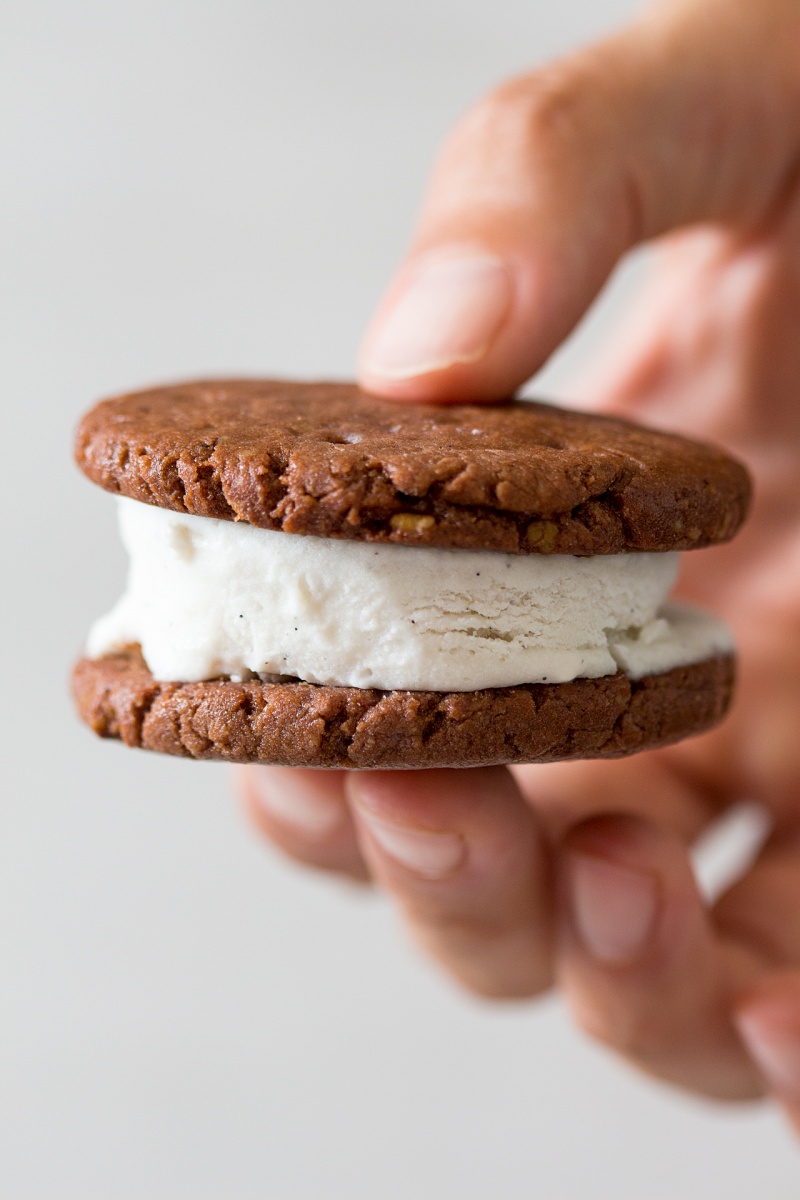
[72,647,735,769]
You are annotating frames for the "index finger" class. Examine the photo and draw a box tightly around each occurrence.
[358,0,800,402]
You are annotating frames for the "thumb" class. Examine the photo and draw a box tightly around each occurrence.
[358,0,800,402]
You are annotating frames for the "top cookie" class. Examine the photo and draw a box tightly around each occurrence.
[75,379,751,555]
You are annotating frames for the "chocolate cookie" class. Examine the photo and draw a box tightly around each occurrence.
[75,379,750,555]
[72,647,735,770]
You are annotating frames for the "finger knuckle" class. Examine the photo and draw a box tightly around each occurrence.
[408,903,493,945]
[570,993,665,1060]
[456,64,597,166]
[456,969,547,1002]
[505,68,591,141]
[410,911,552,999]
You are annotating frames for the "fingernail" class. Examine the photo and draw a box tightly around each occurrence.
[566,853,660,964]
[354,807,465,879]
[249,771,343,839]
[361,250,512,380]
[736,1010,800,1100]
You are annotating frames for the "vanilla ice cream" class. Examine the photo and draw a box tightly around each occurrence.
[87,497,733,692]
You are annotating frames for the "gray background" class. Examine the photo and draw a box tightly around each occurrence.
[1,0,798,1196]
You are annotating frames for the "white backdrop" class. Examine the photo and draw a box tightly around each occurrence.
[2,1,798,1196]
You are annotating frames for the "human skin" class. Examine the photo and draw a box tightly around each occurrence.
[238,0,800,1128]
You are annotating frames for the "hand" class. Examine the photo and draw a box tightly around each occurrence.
[239,0,800,1127]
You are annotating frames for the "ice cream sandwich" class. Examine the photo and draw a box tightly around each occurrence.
[72,380,750,769]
